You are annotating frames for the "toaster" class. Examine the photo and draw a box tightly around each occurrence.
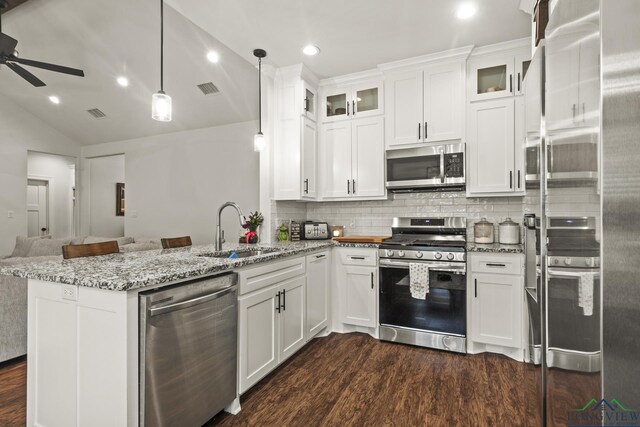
[301,222,330,240]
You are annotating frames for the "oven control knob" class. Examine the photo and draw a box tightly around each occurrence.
[386,250,394,257]
[564,258,572,266]
[415,252,423,258]
[585,258,594,267]
[434,252,443,260]
[447,253,455,260]
[553,258,559,265]
[398,251,405,257]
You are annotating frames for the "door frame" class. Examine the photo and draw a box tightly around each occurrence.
[27,175,54,237]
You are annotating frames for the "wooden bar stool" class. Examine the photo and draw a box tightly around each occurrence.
[161,236,192,249]
[62,241,120,259]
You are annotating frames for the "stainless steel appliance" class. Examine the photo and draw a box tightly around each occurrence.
[301,221,330,240]
[378,217,467,353]
[139,272,238,427]
[546,216,600,372]
[523,213,542,365]
[386,143,465,192]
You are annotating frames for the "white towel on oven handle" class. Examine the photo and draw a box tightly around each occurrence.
[577,272,594,316]
[409,263,429,300]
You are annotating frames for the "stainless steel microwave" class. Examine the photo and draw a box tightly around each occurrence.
[386,143,465,192]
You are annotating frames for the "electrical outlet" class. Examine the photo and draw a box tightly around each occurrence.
[62,284,78,301]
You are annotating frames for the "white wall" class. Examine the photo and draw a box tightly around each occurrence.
[27,152,77,239]
[81,121,260,244]
[0,94,82,256]
[87,155,125,237]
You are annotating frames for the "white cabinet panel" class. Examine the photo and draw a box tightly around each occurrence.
[471,273,522,348]
[353,81,384,119]
[279,276,306,361]
[306,252,329,338]
[577,35,600,128]
[514,96,525,192]
[239,285,279,394]
[342,266,377,328]
[351,116,385,198]
[385,71,423,147]
[469,54,516,101]
[546,34,581,132]
[467,98,515,193]
[423,63,463,142]
[321,121,352,198]
[302,118,318,198]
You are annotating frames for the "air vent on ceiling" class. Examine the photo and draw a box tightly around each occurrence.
[197,82,220,95]
[86,108,107,119]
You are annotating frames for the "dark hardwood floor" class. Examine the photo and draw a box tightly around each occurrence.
[0,334,599,426]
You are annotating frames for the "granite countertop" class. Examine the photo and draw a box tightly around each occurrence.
[466,242,524,254]
[0,241,336,292]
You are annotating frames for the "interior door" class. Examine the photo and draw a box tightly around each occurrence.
[467,98,515,193]
[279,276,306,362]
[385,70,423,147]
[423,62,463,143]
[320,121,352,198]
[238,285,279,394]
[351,116,385,198]
[301,118,318,198]
[27,179,49,237]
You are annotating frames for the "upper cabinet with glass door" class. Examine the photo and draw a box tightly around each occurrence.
[469,49,531,101]
[303,81,318,122]
[321,80,383,122]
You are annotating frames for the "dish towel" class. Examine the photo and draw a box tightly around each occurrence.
[577,272,594,316]
[409,263,430,300]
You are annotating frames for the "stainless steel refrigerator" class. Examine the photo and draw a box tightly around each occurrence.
[524,0,640,425]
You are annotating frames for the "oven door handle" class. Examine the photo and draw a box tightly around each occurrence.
[547,268,600,279]
[379,259,466,274]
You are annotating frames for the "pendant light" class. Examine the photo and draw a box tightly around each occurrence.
[253,49,267,152]
[152,0,171,121]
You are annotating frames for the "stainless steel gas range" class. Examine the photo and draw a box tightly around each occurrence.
[378,217,467,353]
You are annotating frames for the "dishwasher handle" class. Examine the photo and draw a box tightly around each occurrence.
[149,286,236,317]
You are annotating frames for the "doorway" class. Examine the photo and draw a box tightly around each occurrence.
[27,179,49,237]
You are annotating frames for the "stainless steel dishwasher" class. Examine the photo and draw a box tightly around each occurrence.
[139,272,238,427]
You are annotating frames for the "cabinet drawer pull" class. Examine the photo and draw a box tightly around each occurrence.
[486,263,506,267]
[418,122,421,140]
[509,171,513,189]
[517,170,521,189]
[517,72,521,92]
[371,272,374,289]
[315,254,326,259]
[282,289,286,311]
[347,179,351,194]
[474,279,478,298]
[352,100,356,116]
[509,74,513,93]
[424,121,428,140]
[304,178,309,194]
[349,256,366,260]
[347,101,350,116]
[352,179,356,194]
[276,291,281,313]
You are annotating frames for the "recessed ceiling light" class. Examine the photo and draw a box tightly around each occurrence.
[206,51,220,63]
[456,2,477,19]
[49,96,60,105]
[302,45,320,56]
[116,76,129,87]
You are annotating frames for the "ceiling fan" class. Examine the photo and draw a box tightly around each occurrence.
[0,0,84,87]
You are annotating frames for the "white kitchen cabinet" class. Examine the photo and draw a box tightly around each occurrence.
[469,54,516,101]
[334,248,378,329]
[467,94,526,196]
[468,253,523,352]
[274,65,320,200]
[546,29,600,132]
[238,259,307,394]
[385,62,464,148]
[321,80,383,123]
[320,116,385,200]
[306,251,330,339]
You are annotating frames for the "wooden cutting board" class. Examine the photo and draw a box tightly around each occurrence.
[333,236,390,243]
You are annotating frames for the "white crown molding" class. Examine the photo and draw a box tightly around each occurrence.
[469,37,531,57]
[319,68,383,87]
[377,45,475,72]
[275,64,319,86]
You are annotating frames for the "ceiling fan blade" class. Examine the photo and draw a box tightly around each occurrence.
[9,56,84,77]
[5,61,46,87]
[0,33,18,56]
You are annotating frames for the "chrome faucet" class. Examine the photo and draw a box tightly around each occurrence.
[215,202,247,251]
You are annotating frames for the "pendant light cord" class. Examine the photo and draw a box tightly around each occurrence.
[160,0,164,93]
[258,57,262,132]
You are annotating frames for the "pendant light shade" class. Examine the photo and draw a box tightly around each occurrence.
[253,49,267,152]
[152,0,171,122]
